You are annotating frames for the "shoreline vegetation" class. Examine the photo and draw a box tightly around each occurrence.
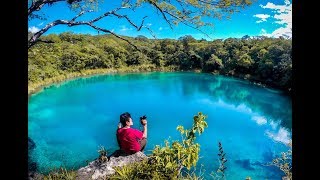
[28,66,282,97]
[28,65,174,96]
[28,32,292,95]
[28,33,292,98]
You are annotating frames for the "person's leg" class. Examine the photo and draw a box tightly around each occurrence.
[116,135,121,149]
[139,138,147,151]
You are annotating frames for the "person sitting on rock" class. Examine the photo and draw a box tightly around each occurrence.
[116,112,147,155]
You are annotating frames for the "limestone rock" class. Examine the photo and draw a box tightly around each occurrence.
[76,151,148,180]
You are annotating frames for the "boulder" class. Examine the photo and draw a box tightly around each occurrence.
[76,151,148,180]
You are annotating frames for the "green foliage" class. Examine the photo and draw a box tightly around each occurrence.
[110,112,208,180]
[43,167,77,180]
[210,142,227,180]
[204,54,223,72]
[270,141,292,180]
[28,34,292,94]
[217,142,227,178]
[98,145,108,163]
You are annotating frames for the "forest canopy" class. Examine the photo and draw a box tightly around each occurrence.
[28,33,292,92]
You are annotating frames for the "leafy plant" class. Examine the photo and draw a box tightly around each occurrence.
[178,164,205,180]
[211,142,227,180]
[98,145,108,163]
[270,140,292,180]
[109,112,208,179]
[43,167,77,180]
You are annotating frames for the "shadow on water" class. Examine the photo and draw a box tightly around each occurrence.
[28,137,37,172]
[235,159,255,171]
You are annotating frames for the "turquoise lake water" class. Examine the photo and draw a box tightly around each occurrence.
[28,72,292,179]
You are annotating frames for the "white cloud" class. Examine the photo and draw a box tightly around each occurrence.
[28,26,40,33]
[269,27,291,37]
[260,29,268,36]
[253,14,270,23]
[111,29,114,33]
[259,2,290,13]
[269,120,278,130]
[258,0,292,38]
[274,12,292,26]
[259,26,291,38]
[120,25,133,32]
[284,0,290,5]
[235,104,252,114]
[252,116,267,125]
[266,127,291,145]
[159,27,163,31]
[146,23,152,27]
[38,22,44,26]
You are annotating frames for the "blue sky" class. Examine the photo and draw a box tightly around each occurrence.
[28,0,292,40]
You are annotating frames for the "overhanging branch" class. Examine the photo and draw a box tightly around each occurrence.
[28,19,139,51]
[164,10,213,40]
[28,0,65,16]
[147,1,173,29]
[28,6,140,50]
[88,25,139,51]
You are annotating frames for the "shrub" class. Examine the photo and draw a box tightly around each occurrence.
[110,112,208,179]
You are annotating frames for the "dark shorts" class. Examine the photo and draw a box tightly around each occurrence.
[139,138,147,151]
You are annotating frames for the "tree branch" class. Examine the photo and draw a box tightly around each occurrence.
[197,0,221,6]
[88,24,139,51]
[138,16,148,31]
[37,39,55,44]
[70,10,93,22]
[144,26,157,39]
[28,10,139,51]
[28,0,65,16]
[147,1,173,29]
[89,7,126,24]
[163,10,213,40]
[111,12,148,32]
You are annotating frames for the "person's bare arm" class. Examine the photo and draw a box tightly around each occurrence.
[141,120,147,138]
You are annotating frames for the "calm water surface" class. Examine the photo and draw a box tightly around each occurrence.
[28,72,292,179]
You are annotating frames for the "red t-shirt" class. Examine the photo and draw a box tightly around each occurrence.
[117,128,143,154]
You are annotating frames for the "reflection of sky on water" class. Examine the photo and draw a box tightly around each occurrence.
[28,72,291,178]
[42,72,291,131]
[196,96,291,145]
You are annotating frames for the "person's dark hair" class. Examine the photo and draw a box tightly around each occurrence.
[120,112,131,127]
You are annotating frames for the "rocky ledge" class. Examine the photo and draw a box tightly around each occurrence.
[76,151,148,180]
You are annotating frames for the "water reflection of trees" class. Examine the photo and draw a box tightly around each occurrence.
[48,72,291,129]
[179,73,292,129]
[53,72,164,89]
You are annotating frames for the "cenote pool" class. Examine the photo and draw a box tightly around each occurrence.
[28,72,292,179]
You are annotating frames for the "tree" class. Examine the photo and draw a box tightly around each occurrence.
[238,53,253,70]
[179,35,196,52]
[267,44,285,64]
[204,54,223,72]
[28,0,252,49]
[126,51,149,65]
[135,35,149,41]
